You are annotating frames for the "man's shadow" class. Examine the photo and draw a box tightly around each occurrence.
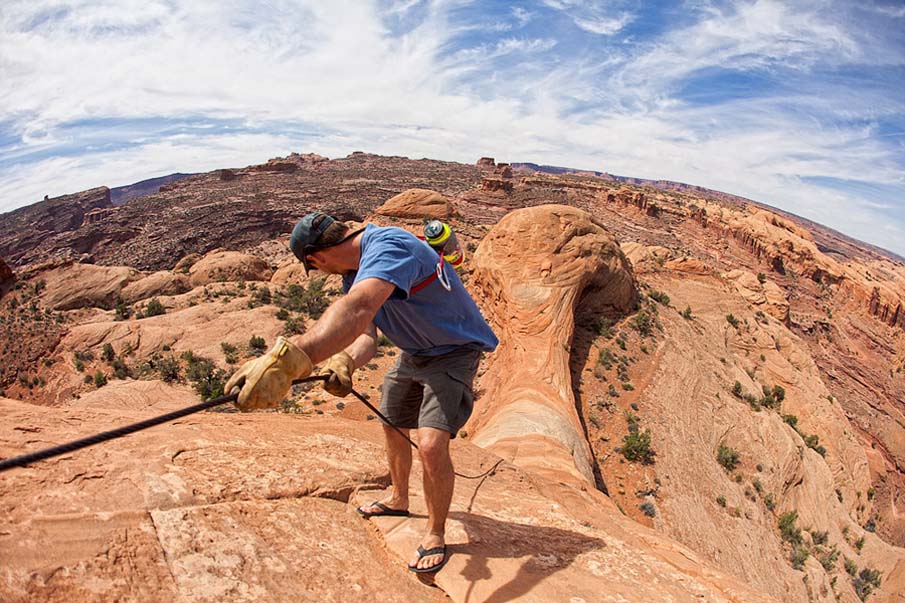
[442,510,605,603]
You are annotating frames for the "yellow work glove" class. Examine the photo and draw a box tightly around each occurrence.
[225,336,312,411]
[319,351,355,397]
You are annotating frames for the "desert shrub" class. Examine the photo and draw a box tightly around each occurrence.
[144,298,166,317]
[681,305,693,319]
[726,313,740,328]
[221,342,239,365]
[102,343,115,362]
[93,371,107,388]
[279,279,329,319]
[845,557,858,576]
[621,429,655,464]
[853,568,882,601]
[283,315,306,335]
[757,272,767,284]
[772,384,785,403]
[275,308,290,321]
[631,310,656,337]
[732,381,743,397]
[648,290,670,306]
[790,544,810,570]
[818,546,838,571]
[639,501,657,517]
[804,434,826,457]
[717,444,740,471]
[114,296,132,321]
[778,511,802,545]
[716,495,727,507]
[185,354,228,401]
[783,414,799,429]
[248,335,267,355]
[112,359,130,380]
[598,348,615,369]
[811,530,828,545]
[157,355,181,382]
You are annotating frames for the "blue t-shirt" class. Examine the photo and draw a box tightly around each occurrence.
[341,224,498,356]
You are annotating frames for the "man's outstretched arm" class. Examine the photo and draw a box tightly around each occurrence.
[290,277,394,365]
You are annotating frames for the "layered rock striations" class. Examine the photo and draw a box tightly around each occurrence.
[469,204,638,486]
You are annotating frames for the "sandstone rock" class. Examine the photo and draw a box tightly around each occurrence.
[476,157,495,169]
[39,262,138,310]
[723,269,790,323]
[375,188,450,219]
[481,177,513,193]
[120,271,191,304]
[173,253,201,273]
[470,204,638,486]
[270,259,309,285]
[188,250,272,286]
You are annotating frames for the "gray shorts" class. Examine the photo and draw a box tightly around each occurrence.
[380,348,482,436]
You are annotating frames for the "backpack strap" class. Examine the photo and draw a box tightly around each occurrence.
[409,255,447,296]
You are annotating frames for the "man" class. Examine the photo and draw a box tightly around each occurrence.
[226,212,498,573]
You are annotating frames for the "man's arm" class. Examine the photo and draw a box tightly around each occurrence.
[289,277,394,365]
[344,322,379,369]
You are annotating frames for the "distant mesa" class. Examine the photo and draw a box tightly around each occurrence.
[375,188,451,220]
[476,157,495,169]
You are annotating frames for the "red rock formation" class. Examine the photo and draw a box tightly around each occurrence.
[374,188,450,219]
[0,257,12,284]
[476,157,495,169]
[470,204,638,486]
[480,177,513,192]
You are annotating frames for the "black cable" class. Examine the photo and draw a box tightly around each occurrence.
[0,394,234,472]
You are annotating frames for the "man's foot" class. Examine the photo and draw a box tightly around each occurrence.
[356,499,409,518]
[408,533,447,573]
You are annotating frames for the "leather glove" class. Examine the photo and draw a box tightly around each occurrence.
[319,351,355,397]
[225,336,312,411]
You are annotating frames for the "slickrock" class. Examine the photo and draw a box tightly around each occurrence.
[188,250,272,286]
[723,269,790,324]
[375,188,451,219]
[0,389,777,603]
[38,262,139,310]
[120,270,191,304]
[469,204,638,487]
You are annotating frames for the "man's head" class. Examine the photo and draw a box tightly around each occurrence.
[289,212,353,273]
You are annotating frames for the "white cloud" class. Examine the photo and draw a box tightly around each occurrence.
[0,0,902,256]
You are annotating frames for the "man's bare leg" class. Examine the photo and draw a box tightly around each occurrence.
[359,424,411,514]
[410,427,453,570]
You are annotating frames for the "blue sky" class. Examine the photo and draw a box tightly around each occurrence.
[1,0,903,255]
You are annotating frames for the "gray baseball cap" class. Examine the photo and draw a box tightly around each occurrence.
[289,212,336,273]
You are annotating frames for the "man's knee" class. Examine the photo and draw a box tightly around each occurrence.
[417,428,451,470]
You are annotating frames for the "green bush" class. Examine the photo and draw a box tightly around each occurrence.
[248,335,267,355]
[717,444,740,471]
[732,381,743,397]
[631,310,656,337]
[778,511,802,545]
[157,355,181,382]
[726,314,740,328]
[648,290,670,306]
[853,567,882,601]
[93,371,108,388]
[185,354,228,401]
[102,343,115,362]
[716,495,727,507]
[621,429,655,464]
[278,279,329,319]
[681,305,693,319]
[145,298,166,317]
[221,342,239,365]
[790,544,809,570]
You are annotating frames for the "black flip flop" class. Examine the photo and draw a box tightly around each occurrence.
[408,545,449,573]
[356,501,410,518]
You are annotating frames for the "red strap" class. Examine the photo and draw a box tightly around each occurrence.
[409,255,444,296]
